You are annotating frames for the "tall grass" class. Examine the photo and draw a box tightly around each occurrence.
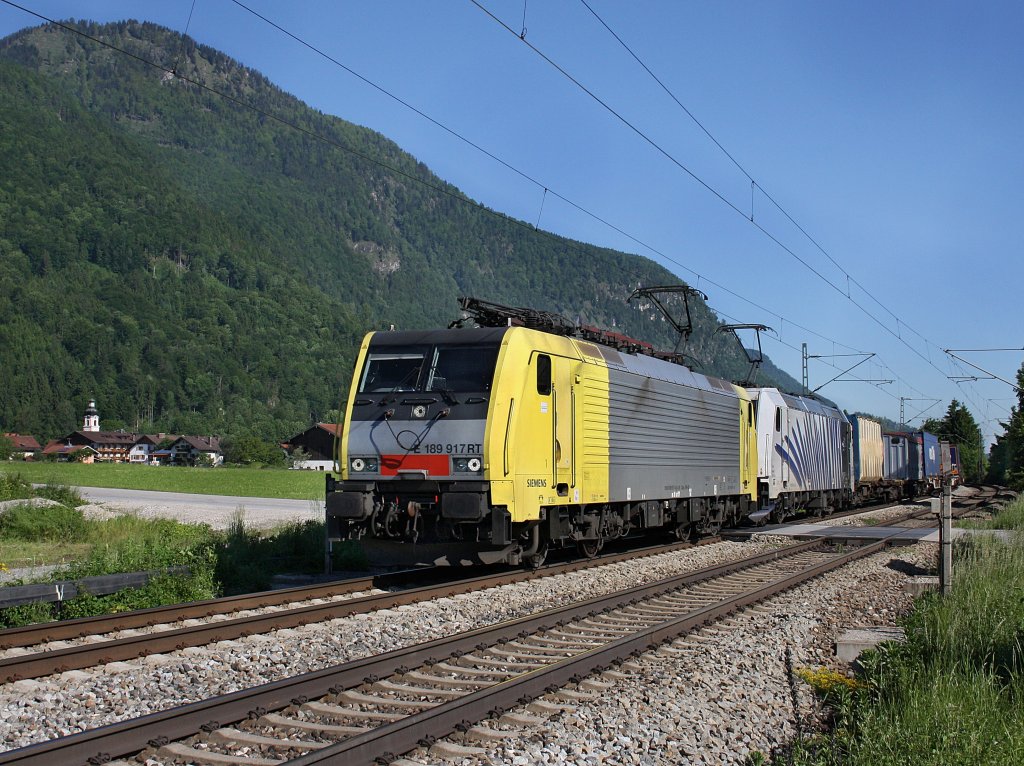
[0,497,342,627]
[215,507,330,594]
[780,536,1024,765]
[0,502,88,541]
[0,505,220,628]
[0,473,33,501]
[960,495,1024,531]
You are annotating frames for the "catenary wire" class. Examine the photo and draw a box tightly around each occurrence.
[469,0,984,405]
[224,0,939,401]
[2,0,943,414]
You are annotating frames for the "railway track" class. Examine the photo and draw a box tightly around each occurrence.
[4,487,1008,685]
[0,538,718,684]
[0,537,890,766]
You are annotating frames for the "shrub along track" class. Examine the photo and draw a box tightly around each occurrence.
[0,537,893,766]
[0,539,720,684]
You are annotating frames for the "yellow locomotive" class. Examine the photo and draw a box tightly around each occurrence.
[326,298,758,566]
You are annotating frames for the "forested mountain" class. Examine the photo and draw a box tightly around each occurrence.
[0,20,801,441]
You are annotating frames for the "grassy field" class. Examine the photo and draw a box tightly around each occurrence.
[959,494,1024,531]
[1,461,326,499]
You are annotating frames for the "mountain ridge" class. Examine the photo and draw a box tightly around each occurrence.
[0,20,803,441]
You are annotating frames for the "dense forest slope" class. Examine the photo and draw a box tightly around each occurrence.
[0,20,800,441]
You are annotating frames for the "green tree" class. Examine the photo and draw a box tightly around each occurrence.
[222,435,285,466]
[0,434,13,460]
[987,363,1024,490]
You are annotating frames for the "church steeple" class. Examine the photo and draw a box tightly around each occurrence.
[83,399,100,432]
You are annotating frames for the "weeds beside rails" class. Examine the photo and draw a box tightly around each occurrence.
[760,522,1024,766]
[0,501,220,628]
[0,478,355,628]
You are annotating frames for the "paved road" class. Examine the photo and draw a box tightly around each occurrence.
[75,486,322,529]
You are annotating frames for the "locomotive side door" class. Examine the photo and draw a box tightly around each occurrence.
[776,404,790,487]
[551,357,575,499]
[532,353,575,499]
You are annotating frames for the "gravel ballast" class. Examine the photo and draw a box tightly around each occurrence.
[0,538,935,762]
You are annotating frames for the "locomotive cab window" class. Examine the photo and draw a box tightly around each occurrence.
[426,345,499,393]
[775,407,782,432]
[536,354,552,395]
[359,352,425,393]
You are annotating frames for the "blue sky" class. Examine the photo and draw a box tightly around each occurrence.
[2,1,1021,445]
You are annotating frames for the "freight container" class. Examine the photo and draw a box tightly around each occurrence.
[920,431,941,489]
[883,432,918,481]
[849,415,883,484]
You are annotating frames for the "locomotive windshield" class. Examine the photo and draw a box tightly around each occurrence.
[359,352,425,393]
[358,344,499,394]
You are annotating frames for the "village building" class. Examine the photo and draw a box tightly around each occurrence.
[41,401,221,465]
[168,435,223,466]
[41,442,99,463]
[283,423,339,470]
[3,433,42,460]
[44,430,138,462]
[129,434,179,464]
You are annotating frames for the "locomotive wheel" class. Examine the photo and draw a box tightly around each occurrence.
[699,519,723,537]
[524,542,548,569]
[577,539,601,558]
[697,510,724,537]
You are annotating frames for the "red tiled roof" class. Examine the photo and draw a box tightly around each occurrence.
[174,436,222,452]
[42,441,97,455]
[3,433,41,451]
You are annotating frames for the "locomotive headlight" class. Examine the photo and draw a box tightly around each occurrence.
[349,457,378,473]
[454,457,483,473]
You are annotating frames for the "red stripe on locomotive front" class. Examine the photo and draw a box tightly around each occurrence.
[379,454,451,476]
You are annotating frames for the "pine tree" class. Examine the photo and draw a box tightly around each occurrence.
[923,399,985,482]
[987,363,1024,490]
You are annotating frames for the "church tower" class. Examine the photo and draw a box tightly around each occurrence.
[83,399,100,432]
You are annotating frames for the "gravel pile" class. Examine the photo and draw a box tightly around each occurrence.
[0,539,933,762]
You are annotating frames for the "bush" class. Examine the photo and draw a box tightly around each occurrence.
[0,472,33,501]
[0,503,88,541]
[0,515,220,628]
[215,508,328,594]
[222,435,286,466]
[34,482,84,507]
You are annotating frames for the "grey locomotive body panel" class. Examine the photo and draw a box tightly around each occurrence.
[346,416,486,469]
[605,355,741,503]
